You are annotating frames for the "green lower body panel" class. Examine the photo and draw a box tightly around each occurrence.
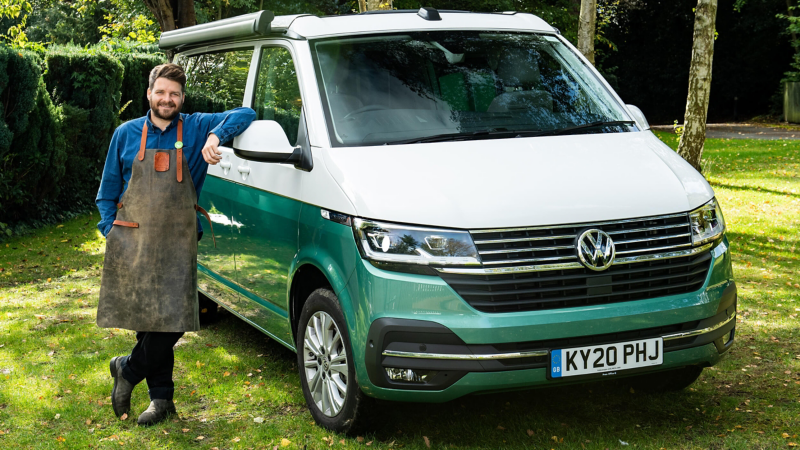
[367,344,722,403]
[342,237,736,402]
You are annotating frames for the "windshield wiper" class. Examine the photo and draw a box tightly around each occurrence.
[530,120,636,137]
[386,130,530,145]
[383,121,635,145]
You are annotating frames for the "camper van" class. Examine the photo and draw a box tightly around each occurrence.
[159,9,736,432]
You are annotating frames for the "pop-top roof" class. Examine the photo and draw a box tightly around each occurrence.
[159,9,556,51]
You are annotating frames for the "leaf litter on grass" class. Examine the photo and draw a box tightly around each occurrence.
[0,137,798,448]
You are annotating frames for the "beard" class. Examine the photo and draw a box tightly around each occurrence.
[150,97,182,121]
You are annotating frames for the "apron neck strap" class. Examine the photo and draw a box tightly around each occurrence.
[177,118,183,144]
[138,121,147,161]
[137,117,184,162]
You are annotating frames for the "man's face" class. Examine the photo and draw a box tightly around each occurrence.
[147,77,184,121]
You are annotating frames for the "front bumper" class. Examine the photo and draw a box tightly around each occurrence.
[342,238,736,402]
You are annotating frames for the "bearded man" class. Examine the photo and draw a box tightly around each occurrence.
[94,63,255,426]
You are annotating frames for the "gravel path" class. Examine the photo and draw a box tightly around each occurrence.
[651,123,800,140]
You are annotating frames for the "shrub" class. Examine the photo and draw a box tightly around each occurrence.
[0,46,65,226]
[183,91,227,115]
[44,45,124,216]
[116,52,165,121]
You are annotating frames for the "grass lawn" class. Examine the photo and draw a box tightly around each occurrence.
[0,132,798,449]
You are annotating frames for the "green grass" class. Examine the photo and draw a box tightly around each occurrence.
[0,134,799,449]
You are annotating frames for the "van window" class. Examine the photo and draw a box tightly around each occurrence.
[311,32,631,146]
[178,48,254,121]
[253,46,302,146]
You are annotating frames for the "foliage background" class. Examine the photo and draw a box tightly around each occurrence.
[1,0,798,235]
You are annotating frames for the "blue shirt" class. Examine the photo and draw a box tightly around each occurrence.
[95,108,256,237]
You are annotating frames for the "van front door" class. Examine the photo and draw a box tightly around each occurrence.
[179,46,255,312]
[229,44,306,347]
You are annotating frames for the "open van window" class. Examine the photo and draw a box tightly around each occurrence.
[311,31,633,146]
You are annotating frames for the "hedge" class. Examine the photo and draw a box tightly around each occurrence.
[117,52,166,121]
[44,45,124,221]
[0,44,166,235]
[0,47,64,229]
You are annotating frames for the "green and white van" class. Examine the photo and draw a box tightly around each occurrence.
[161,9,736,433]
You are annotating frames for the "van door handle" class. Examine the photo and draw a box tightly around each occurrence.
[220,161,231,175]
[237,165,250,181]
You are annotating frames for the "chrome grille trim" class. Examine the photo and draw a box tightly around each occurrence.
[381,349,549,360]
[481,255,578,266]
[381,313,734,360]
[435,243,712,275]
[606,223,690,235]
[615,242,693,256]
[662,311,736,341]
[614,243,712,264]
[614,232,692,245]
[474,234,577,245]
[436,262,584,275]
[469,213,688,234]
[479,245,575,255]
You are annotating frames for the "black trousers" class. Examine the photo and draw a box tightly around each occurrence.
[119,331,184,400]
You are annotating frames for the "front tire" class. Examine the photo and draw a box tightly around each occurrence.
[296,288,371,434]
[198,291,219,324]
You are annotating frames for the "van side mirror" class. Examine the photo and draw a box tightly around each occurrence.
[626,104,650,131]
[233,120,312,170]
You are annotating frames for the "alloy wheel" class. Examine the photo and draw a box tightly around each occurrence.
[303,311,348,417]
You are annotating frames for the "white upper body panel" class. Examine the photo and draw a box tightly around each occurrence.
[320,130,714,230]
[283,12,557,39]
[198,13,711,231]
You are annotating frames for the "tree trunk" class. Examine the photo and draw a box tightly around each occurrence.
[788,0,798,46]
[142,0,196,32]
[363,0,392,11]
[677,0,718,172]
[578,0,597,65]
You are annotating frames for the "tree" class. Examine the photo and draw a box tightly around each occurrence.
[358,0,392,12]
[578,0,597,65]
[141,0,196,32]
[677,0,718,171]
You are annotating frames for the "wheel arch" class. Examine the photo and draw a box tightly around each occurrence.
[289,263,333,344]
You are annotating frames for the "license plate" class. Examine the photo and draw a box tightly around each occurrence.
[549,337,663,378]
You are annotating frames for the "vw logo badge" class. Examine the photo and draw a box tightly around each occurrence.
[577,229,616,271]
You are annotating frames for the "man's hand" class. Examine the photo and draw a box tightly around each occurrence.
[202,133,222,165]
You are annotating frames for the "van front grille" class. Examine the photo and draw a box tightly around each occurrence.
[436,213,713,313]
[473,213,693,268]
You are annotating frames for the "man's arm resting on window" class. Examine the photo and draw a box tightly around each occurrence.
[203,107,257,144]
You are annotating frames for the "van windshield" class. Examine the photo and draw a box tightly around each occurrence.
[310,31,633,147]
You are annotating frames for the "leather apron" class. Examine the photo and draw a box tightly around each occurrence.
[97,119,213,332]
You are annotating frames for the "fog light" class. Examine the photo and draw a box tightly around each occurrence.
[385,368,435,383]
[722,329,733,345]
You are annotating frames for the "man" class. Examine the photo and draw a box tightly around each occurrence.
[95,63,255,426]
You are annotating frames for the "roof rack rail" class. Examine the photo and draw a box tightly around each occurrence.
[357,9,470,15]
[159,10,274,51]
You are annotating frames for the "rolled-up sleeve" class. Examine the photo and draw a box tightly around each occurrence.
[205,107,257,144]
[95,128,124,237]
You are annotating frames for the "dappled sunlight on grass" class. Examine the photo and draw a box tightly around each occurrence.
[0,134,797,448]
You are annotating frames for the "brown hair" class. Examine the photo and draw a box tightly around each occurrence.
[148,63,187,93]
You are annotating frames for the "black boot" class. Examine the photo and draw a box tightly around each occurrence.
[109,356,136,417]
[137,399,177,426]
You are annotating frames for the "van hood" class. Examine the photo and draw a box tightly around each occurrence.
[321,131,714,229]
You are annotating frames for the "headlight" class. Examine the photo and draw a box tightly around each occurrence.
[352,218,481,267]
[689,198,725,245]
